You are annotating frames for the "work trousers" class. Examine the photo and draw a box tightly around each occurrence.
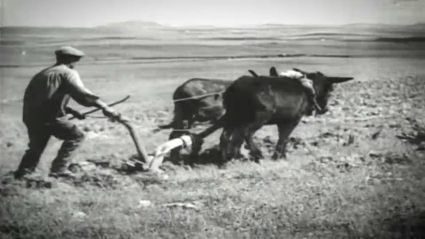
[15,119,86,177]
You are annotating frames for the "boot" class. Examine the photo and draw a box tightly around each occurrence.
[14,168,35,180]
[48,169,76,179]
[49,164,77,179]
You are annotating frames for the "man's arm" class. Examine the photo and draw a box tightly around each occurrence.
[65,70,118,118]
[65,70,100,106]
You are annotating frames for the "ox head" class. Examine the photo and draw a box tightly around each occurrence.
[291,68,354,115]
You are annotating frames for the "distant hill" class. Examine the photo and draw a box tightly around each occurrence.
[403,23,425,31]
[3,22,424,38]
[2,21,424,31]
[96,21,166,29]
[94,21,425,31]
[342,23,425,31]
[342,23,396,28]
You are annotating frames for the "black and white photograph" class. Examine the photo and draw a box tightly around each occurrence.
[1,0,425,238]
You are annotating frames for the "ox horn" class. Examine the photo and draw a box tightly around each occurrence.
[327,76,354,84]
[248,70,258,77]
[292,68,308,74]
[147,135,193,171]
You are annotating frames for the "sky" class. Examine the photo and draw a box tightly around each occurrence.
[1,0,424,27]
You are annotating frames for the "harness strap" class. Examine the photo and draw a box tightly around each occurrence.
[173,90,225,102]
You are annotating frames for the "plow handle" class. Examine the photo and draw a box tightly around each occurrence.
[69,95,131,120]
[115,115,151,165]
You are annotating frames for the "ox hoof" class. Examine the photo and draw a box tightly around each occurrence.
[249,153,263,162]
[183,165,193,171]
[248,156,261,164]
[147,168,169,180]
[154,171,169,180]
[217,162,228,169]
[271,153,287,161]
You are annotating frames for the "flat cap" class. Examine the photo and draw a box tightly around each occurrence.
[55,46,85,57]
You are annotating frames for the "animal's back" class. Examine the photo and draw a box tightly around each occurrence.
[156,78,232,132]
[223,76,310,124]
[227,75,304,94]
[223,76,271,124]
[261,76,309,120]
[173,78,232,100]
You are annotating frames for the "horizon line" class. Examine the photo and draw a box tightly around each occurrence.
[1,21,423,29]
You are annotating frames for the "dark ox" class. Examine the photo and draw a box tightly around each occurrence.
[192,67,354,166]
[153,68,275,140]
[152,69,274,162]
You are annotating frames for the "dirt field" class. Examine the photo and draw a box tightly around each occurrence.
[1,25,425,238]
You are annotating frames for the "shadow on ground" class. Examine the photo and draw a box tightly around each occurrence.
[384,211,425,238]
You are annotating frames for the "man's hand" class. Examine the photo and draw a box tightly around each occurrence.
[102,106,119,120]
[66,107,86,120]
[93,99,120,121]
[72,110,86,120]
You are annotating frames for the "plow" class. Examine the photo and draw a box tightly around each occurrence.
[72,95,195,177]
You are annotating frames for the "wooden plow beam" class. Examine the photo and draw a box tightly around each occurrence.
[70,95,195,177]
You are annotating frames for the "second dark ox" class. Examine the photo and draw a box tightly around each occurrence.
[192,67,354,166]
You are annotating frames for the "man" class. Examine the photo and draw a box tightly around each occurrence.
[15,46,119,179]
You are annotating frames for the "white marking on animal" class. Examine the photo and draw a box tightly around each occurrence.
[279,70,304,79]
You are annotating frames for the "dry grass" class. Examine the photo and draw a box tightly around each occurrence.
[1,45,425,238]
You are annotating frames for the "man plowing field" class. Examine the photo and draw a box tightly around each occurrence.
[15,46,121,179]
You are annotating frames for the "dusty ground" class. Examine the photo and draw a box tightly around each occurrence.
[1,27,425,238]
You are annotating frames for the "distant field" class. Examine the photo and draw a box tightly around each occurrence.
[1,25,425,239]
[2,24,425,66]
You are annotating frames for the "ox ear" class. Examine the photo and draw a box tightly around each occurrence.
[248,69,259,77]
[327,76,354,84]
[269,67,278,77]
[292,68,307,74]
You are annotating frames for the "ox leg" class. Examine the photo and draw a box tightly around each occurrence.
[272,120,300,160]
[219,126,236,168]
[244,129,263,163]
[243,112,272,163]
[222,127,246,161]
[168,120,189,165]
[228,127,245,162]
[184,135,204,168]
